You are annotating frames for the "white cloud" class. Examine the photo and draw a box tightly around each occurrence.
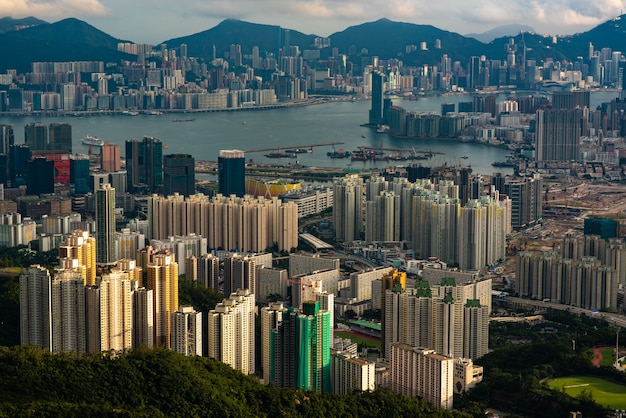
[0,0,107,18]
[7,0,624,43]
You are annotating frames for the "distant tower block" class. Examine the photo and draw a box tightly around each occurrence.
[218,149,245,197]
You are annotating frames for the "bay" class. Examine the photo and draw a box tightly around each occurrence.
[0,90,619,177]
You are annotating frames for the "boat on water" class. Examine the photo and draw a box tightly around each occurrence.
[265,152,297,158]
[460,155,469,159]
[173,118,195,122]
[285,148,311,154]
[327,150,351,159]
[82,135,104,146]
[492,160,517,167]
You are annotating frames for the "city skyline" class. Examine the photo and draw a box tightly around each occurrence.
[0,0,624,44]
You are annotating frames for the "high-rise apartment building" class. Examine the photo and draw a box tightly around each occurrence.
[147,194,298,253]
[100,271,134,352]
[551,91,590,110]
[48,122,72,152]
[535,108,583,162]
[101,142,121,172]
[207,289,256,375]
[260,302,289,384]
[163,153,195,197]
[95,183,116,265]
[331,350,376,395]
[390,344,454,410]
[463,300,489,360]
[125,136,163,193]
[59,230,97,286]
[223,254,256,297]
[51,270,86,353]
[517,239,620,311]
[381,269,407,359]
[24,122,48,151]
[146,252,179,347]
[149,233,207,277]
[218,149,245,197]
[333,174,364,242]
[295,301,332,392]
[384,279,490,360]
[19,265,52,351]
[132,287,154,348]
[171,306,202,356]
[198,253,220,291]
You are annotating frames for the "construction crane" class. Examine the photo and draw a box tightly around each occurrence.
[284,278,322,293]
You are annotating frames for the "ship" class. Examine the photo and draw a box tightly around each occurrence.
[82,135,104,146]
[327,149,351,159]
[265,151,297,158]
[492,160,517,168]
[173,118,195,122]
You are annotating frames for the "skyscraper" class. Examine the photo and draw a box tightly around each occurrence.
[369,70,385,125]
[218,149,245,197]
[95,183,116,265]
[102,271,134,351]
[59,230,97,286]
[223,254,256,297]
[163,153,195,197]
[125,136,163,193]
[101,142,121,172]
[51,270,86,353]
[0,124,14,155]
[24,122,48,151]
[208,289,255,375]
[260,302,289,384]
[463,300,489,360]
[48,122,72,152]
[26,157,54,195]
[146,252,179,348]
[132,287,154,348]
[333,174,364,242]
[9,144,31,187]
[198,253,220,291]
[295,301,332,393]
[19,265,52,351]
[535,108,583,162]
[70,154,90,194]
[171,306,202,356]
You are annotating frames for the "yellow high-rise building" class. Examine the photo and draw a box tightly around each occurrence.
[146,252,178,348]
[59,230,96,286]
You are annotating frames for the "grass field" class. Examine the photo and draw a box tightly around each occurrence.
[548,376,626,409]
[334,331,381,349]
[600,347,616,367]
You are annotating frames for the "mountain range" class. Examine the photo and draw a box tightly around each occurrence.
[0,15,625,73]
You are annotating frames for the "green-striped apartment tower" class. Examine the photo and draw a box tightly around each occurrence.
[296,301,331,393]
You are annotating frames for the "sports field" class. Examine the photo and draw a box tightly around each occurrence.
[334,331,381,349]
[548,376,626,409]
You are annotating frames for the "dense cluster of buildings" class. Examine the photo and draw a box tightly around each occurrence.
[9,25,626,412]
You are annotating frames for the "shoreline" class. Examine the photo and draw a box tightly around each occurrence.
[0,96,358,119]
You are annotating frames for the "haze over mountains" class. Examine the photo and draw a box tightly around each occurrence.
[0,15,625,72]
[465,24,536,43]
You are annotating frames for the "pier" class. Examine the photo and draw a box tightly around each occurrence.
[244,142,344,153]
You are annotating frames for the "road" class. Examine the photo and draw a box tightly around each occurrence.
[500,296,626,328]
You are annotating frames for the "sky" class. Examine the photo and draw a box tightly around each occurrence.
[1,0,626,44]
